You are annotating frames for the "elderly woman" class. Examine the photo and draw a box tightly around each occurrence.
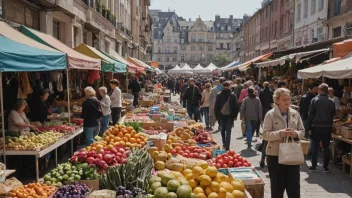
[81,87,102,146]
[99,87,111,135]
[328,87,340,109]
[109,79,122,125]
[8,99,37,132]
[263,88,304,198]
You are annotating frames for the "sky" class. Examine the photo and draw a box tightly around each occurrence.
[150,0,263,21]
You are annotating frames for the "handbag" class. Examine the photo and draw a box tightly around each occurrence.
[221,96,231,115]
[278,136,304,165]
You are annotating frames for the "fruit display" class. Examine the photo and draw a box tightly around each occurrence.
[116,186,146,197]
[8,183,57,198]
[148,172,193,198]
[52,182,90,198]
[37,125,76,134]
[170,145,213,160]
[100,148,153,193]
[95,124,148,149]
[209,150,253,169]
[194,130,212,144]
[70,146,131,169]
[6,132,64,150]
[142,127,167,135]
[88,190,116,198]
[43,163,99,186]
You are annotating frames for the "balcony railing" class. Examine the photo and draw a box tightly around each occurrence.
[83,0,116,27]
[154,51,178,54]
[191,39,215,43]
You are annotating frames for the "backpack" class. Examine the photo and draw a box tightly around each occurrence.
[221,96,231,115]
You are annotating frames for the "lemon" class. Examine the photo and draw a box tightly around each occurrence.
[205,167,218,178]
[210,181,220,192]
[193,187,204,195]
[189,179,199,189]
[208,192,220,198]
[192,166,204,178]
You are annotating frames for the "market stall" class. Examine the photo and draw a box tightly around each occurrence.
[193,64,212,73]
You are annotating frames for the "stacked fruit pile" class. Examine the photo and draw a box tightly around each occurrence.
[6,132,64,150]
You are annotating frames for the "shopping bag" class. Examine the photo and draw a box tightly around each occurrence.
[278,137,304,165]
[221,96,231,115]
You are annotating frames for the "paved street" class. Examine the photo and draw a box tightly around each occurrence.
[212,119,352,198]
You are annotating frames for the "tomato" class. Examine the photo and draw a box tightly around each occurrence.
[235,154,241,159]
[228,156,234,161]
[216,163,222,169]
[185,149,190,154]
[193,153,199,159]
[181,146,187,150]
[183,153,189,157]
[175,146,181,151]
[218,159,224,165]
[247,162,252,167]
[216,155,222,160]
[237,157,243,162]
[237,162,243,167]
[233,159,238,164]
[228,150,235,156]
[223,164,228,168]
[243,163,248,167]
[178,150,184,155]
[206,151,212,159]
[171,149,177,155]
[223,157,229,164]
[228,161,234,167]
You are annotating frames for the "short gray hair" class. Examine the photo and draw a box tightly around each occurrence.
[99,87,108,94]
[84,86,96,96]
[273,88,291,104]
[14,99,27,111]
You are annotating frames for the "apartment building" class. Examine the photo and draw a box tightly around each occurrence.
[260,1,273,55]
[214,15,242,55]
[277,0,294,50]
[294,0,328,47]
[0,0,152,60]
[326,0,352,39]
[243,11,262,62]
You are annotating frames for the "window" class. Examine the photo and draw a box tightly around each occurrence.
[198,46,203,50]
[191,55,196,61]
[174,39,178,43]
[217,23,220,27]
[221,26,225,31]
[280,15,284,30]
[181,54,185,61]
[303,0,308,18]
[158,57,161,61]
[266,7,269,18]
[207,54,213,60]
[166,57,170,62]
[225,19,228,23]
[191,46,196,51]
[265,27,269,38]
[319,0,324,10]
[83,31,87,44]
[191,34,196,42]
[181,46,186,50]
[311,28,315,40]
[297,3,302,20]
[0,0,2,16]
[207,45,213,51]
[53,20,60,40]
[227,43,230,49]
[227,26,231,31]
[311,0,316,14]
[172,57,176,61]
[173,46,177,53]
[333,26,342,38]
[167,39,171,43]
[275,21,278,37]
[181,39,185,44]
[219,43,224,49]
[334,0,341,15]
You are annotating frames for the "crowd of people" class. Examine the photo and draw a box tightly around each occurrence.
[161,74,337,198]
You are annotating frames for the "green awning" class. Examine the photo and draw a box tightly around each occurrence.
[74,44,126,73]
[98,50,128,73]
[0,35,66,72]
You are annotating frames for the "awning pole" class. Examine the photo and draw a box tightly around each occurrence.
[126,71,129,94]
[0,73,6,165]
[66,69,71,123]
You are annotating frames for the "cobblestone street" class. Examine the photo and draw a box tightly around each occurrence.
[211,120,352,198]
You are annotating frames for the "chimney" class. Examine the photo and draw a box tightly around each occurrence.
[215,15,220,21]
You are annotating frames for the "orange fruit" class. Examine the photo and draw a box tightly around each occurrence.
[136,139,141,144]
[119,141,125,145]
[122,137,128,142]
[131,130,136,136]
[106,144,114,150]
[124,134,131,139]
[127,126,133,132]
[117,132,123,138]
[137,144,142,148]
[114,142,120,146]
[114,137,121,142]
[104,136,110,142]
[105,131,111,136]
[96,144,103,150]
[126,142,132,147]
[130,138,136,143]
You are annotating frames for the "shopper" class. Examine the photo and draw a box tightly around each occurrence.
[328,87,341,110]
[299,83,319,139]
[259,81,274,167]
[240,87,262,148]
[180,79,189,108]
[128,77,141,107]
[263,88,304,198]
[110,79,122,125]
[308,83,336,172]
[214,81,239,150]
[99,87,111,135]
[81,87,102,146]
[183,78,202,121]
[209,77,226,132]
[201,83,211,130]
[238,82,249,137]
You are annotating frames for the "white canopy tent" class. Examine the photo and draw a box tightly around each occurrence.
[220,59,241,70]
[180,64,193,71]
[205,63,218,71]
[297,56,352,79]
[168,65,181,73]
[193,64,212,73]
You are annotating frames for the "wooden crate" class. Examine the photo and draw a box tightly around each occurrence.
[341,126,352,139]
[138,100,155,107]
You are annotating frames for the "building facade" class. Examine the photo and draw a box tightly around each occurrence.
[0,0,152,60]
[294,0,328,47]
[326,0,352,39]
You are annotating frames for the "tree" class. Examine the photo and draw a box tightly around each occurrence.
[212,53,233,68]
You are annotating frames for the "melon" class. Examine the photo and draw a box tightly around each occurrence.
[166,192,178,198]
[150,182,162,194]
[154,187,169,198]
[176,185,192,198]
[161,174,176,186]
[149,176,161,185]
[167,180,181,192]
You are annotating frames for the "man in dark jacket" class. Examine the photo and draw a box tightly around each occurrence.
[128,77,141,107]
[180,80,189,108]
[183,78,202,121]
[214,81,239,150]
[299,83,319,139]
[308,83,336,172]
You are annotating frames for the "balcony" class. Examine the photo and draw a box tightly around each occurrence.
[142,11,147,20]
[82,0,117,27]
[86,6,115,38]
[154,51,178,54]
[126,29,132,39]
[191,39,215,43]
[26,0,56,8]
[116,22,124,32]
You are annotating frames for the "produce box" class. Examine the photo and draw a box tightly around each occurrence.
[79,179,99,191]
[217,168,229,175]
[141,122,174,132]
[228,168,264,198]
[212,150,226,158]
[341,126,352,139]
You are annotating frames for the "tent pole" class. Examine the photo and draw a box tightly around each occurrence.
[66,69,71,123]
[0,73,6,165]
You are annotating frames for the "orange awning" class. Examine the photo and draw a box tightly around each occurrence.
[238,52,274,71]
[333,39,352,58]
[127,57,146,73]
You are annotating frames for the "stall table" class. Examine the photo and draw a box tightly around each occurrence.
[1,127,83,181]
[331,133,352,177]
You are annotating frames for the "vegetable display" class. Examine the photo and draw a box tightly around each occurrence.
[170,145,213,160]
[52,182,90,198]
[100,148,153,193]
[6,132,64,150]
[209,150,252,168]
